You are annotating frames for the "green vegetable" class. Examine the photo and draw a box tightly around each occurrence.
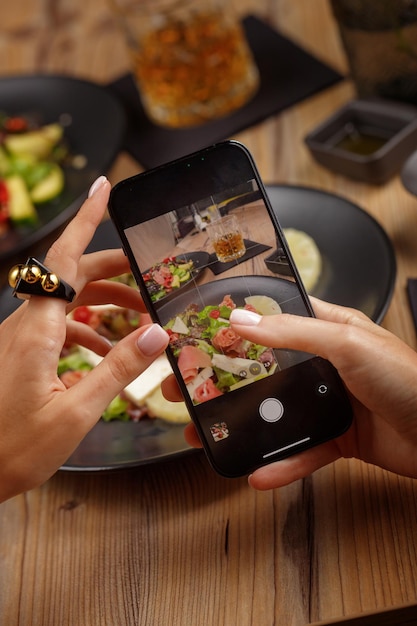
[247,343,268,361]
[4,175,37,225]
[194,339,216,357]
[102,395,130,422]
[58,352,93,376]
[30,164,64,203]
[213,367,238,391]
[0,146,11,176]
[4,123,63,159]
[171,274,180,288]
[178,271,190,283]
[24,161,54,189]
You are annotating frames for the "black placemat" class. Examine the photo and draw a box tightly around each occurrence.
[208,239,272,275]
[107,15,343,169]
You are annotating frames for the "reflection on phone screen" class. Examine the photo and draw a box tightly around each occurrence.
[124,178,312,407]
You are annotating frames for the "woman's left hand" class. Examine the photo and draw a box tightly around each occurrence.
[0,176,169,502]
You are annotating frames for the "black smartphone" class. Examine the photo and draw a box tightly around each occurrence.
[108,141,352,477]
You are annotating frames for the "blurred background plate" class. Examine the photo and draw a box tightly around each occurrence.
[401,148,417,197]
[0,184,396,471]
[0,74,125,278]
[268,185,396,323]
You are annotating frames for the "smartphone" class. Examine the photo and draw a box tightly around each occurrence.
[108,141,352,477]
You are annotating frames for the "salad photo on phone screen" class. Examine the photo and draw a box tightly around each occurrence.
[124,179,313,408]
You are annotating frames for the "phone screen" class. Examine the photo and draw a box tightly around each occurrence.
[109,141,352,477]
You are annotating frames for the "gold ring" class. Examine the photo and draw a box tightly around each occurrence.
[8,257,76,302]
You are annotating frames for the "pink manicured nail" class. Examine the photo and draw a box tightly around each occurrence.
[137,324,169,356]
[88,175,108,198]
[230,308,262,326]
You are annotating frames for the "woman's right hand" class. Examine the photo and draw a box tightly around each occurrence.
[177,298,417,489]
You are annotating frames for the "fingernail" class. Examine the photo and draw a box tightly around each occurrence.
[230,308,262,326]
[88,175,108,198]
[137,324,169,356]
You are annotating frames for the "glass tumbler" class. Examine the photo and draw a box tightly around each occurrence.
[109,0,260,127]
[206,214,246,263]
[330,0,417,104]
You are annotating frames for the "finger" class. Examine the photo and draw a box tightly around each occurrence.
[16,178,112,338]
[309,297,384,335]
[229,308,385,366]
[65,320,112,356]
[248,440,341,490]
[161,374,185,402]
[56,324,169,432]
[44,176,110,286]
[69,279,146,312]
[184,422,203,448]
[77,248,133,283]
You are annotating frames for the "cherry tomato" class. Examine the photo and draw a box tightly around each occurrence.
[0,180,9,205]
[72,306,93,325]
[0,181,9,223]
[167,329,179,344]
[4,116,29,132]
[209,309,220,319]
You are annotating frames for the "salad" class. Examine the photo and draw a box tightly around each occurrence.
[58,306,142,421]
[143,256,195,302]
[58,348,144,422]
[0,113,83,233]
[164,293,280,404]
[58,305,190,423]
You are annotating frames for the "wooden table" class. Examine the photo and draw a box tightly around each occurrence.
[2,1,417,624]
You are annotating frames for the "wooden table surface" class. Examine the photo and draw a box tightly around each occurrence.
[2,1,417,624]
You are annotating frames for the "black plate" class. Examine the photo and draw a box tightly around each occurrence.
[0,185,396,471]
[0,74,125,267]
[401,148,417,196]
[267,185,396,322]
[146,251,209,304]
[157,275,301,326]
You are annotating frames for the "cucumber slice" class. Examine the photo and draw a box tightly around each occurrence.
[4,175,38,225]
[0,146,11,176]
[4,123,64,160]
[30,164,64,204]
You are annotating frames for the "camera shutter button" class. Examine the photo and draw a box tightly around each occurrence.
[259,398,284,423]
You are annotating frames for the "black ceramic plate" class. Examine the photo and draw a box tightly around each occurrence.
[0,74,125,264]
[268,185,396,322]
[157,275,301,327]
[401,148,417,196]
[0,185,396,471]
[145,251,209,304]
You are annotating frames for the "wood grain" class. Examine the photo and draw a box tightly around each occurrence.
[1,1,417,624]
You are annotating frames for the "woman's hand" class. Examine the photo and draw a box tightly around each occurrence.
[179,298,417,489]
[0,176,169,502]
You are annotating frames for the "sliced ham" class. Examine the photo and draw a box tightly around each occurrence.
[178,345,212,383]
[212,326,246,357]
[193,378,223,403]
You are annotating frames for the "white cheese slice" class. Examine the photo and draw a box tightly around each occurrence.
[211,354,267,378]
[171,316,189,335]
[78,346,173,405]
[124,354,173,404]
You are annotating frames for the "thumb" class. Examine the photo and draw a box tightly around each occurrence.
[60,324,169,429]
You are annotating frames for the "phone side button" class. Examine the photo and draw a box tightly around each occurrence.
[259,398,284,423]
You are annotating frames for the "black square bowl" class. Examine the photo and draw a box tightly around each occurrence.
[304,99,417,184]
